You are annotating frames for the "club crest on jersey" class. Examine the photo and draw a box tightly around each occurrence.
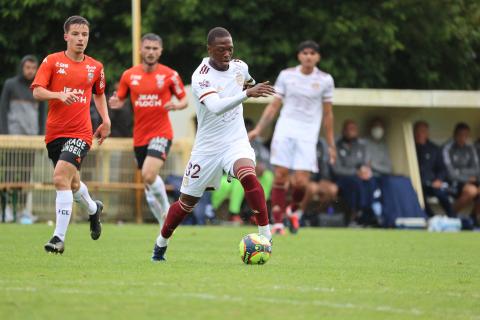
[86,65,97,83]
[130,74,142,86]
[312,82,321,89]
[198,79,211,89]
[235,72,245,86]
[155,74,166,89]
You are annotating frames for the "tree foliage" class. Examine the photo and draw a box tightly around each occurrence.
[0,0,479,90]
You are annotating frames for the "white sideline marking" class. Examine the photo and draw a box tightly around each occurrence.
[2,286,480,319]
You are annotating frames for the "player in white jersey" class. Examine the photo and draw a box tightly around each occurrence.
[151,27,275,262]
[249,40,336,235]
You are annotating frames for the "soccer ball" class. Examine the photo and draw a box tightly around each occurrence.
[239,233,272,265]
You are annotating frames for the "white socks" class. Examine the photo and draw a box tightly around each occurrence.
[148,176,170,214]
[258,225,272,241]
[54,190,73,241]
[145,188,165,225]
[73,181,97,215]
[156,234,168,247]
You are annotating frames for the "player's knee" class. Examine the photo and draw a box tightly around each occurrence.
[53,173,70,190]
[142,170,157,185]
[274,170,288,185]
[329,183,339,197]
[463,184,477,199]
[70,180,80,193]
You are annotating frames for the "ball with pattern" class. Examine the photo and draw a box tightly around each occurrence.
[239,233,272,265]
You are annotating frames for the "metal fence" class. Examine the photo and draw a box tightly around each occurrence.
[0,135,192,223]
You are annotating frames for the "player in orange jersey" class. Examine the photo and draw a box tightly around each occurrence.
[109,33,187,227]
[31,16,111,254]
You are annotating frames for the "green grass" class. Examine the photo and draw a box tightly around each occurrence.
[1,224,479,320]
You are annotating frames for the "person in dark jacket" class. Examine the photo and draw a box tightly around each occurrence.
[333,119,376,225]
[442,122,480,224]
[0,55,45,135]
[414,121,454,217]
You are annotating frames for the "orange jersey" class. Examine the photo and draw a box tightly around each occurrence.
[31,51,105,146]
[117,64,186,146]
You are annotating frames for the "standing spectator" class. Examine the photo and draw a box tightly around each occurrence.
[414,121,454,217]
[365,118,392,176]
[443,123,480,225]
[0,55,45,135]
[333,119,376,225]
[0,55,45,222]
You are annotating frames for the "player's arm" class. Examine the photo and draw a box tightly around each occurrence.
[248,96,282,141]
[93,93,111,145]
[164,96,188,111]
[203,82,275,116]
[33,86,79,105]
[322,101,336,164]
[108,91,126,109]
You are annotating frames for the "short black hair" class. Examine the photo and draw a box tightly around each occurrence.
[142,33,163,45]
[297,40,320,53]
[64,15,89,33]
[207,27,231,45]
[454,122,470,135]
[413,120,429,131]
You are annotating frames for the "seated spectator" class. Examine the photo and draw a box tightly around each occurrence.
[301,138,338,214]
[414,121,455,217]
[211,119,274,224]
[365,118,393,176]
[443,123,480,225]
[333,119,376,225]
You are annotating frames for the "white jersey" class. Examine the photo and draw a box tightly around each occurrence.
[191,58,253,155]
[273,66,334,142]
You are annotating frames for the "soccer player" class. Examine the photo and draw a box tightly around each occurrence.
[31,16,110,254]
[151,27,275,261]
[109,33,188,226]
[248,40,336,235]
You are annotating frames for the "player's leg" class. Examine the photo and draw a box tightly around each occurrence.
[152,153,221,261]
[453,183,477,213]
[71,172,103,240]
[233,158,271,241]
[152,193,200,262]
[270,137,295,235]
[44,138,89,253]
[271,166,289,234]
[258,169,274,201]
[142,138,173,223]
[46,160,76,254]
[286,170,311,233]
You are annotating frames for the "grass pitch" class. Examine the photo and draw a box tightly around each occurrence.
[1,224,479,320]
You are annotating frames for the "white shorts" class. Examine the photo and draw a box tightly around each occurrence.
[180,141,256,197]
[270,136,318,172]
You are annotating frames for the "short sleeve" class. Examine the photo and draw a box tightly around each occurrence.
[322,75,334,103]
[169,71,186,99]
[93,64,106,95]
[274,71,286,99]
[30,56,53,90]
[241,61,255,85]
[117,71,130,100]
[192,73,217,103]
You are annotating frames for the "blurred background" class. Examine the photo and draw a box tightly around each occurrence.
[1,0,479,230]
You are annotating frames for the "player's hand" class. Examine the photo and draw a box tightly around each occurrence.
[164,101,179,111]
[94,121,111,145]
[246,81,275,98]
[357,165,372,180]
[432,179,443,189]
[248,128,260,141]
[108,91,123,109]
[57,92,78,105]
[328,145,337,165]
